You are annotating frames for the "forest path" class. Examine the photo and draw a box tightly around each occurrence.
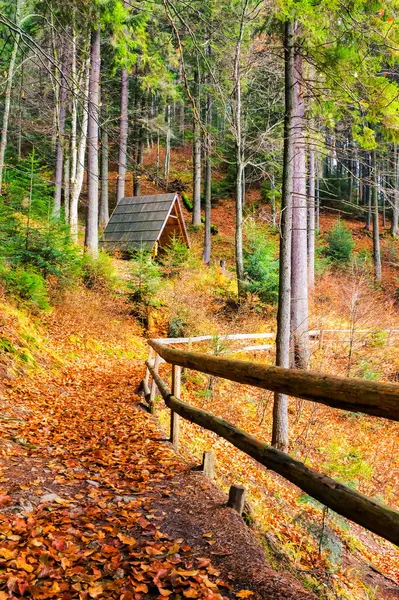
[0,289,315,599]
[0,359,316,600]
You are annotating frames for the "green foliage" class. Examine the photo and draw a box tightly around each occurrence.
[356,359,381,381]
[81,251,117,290]
[181,193,193,212]
[4,154,53,219]
[0,265,50,311]
[244,221,279,304]
[313,233,330,276]
[128,248,162,308]
[325,221,354,264]
[368,330,388,348]
[0,155,80,308]
[260,180,281,213]
[160,236,190,275]
[210,177,234,202]
[168,314,188,338]
[323,439,374,488]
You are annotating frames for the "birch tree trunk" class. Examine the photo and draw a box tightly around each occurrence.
[99,127,109,229]
[116,67,129,204]
[63,153,70,222]
[164,104,171,181]
[192,70,202,227]
[290,46,310,369]
[70,28,78,212]
[315,158,320,232]
[307,144,316,291]
[372,150,382,282]
[53,50,68,218]
[365,153,372,231]
[202,90,212,265]
[272,21,294,451]
[17,62,24,161]
[70,57,90,240]
[392,144,399,237]
[233,0,248,299]
[0,0,22,194]
[85,28,101,256]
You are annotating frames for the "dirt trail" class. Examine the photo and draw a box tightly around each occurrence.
[0,291,317,600]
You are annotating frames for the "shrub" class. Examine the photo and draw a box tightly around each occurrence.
[0,154,81,307]
[244,221,279,304]
[128,248,163,309]
[0,265,50,311]
[323,440,374,487]
[325,221,354,263]
[13,225,81,282]
[81,251,117,290]
[161,236,190,275]
[168,314,188,338]
[314,233,330,275]
[181,193,193,212]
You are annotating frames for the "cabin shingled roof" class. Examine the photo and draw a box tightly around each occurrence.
[100,193,181,250]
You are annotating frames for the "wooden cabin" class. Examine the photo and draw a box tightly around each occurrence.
[100,193,190,254]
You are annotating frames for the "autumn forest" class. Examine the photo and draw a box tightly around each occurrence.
[0,0,399,599]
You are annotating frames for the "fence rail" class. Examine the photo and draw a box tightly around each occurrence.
[141,334,399,547]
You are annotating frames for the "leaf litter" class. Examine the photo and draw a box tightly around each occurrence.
[0,290,316,600]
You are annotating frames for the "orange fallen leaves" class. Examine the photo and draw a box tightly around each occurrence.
[236,591,254,598]
[0,346,231,600]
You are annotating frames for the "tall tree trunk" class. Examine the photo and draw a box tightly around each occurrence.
[117,67,129,203]
[192,70,202,226]
[85,28,101,256]
[17,62,24,161]
[70,57,90,240]
[99,127,109,229]
[233,1,248,298]
[156,132,160,179]
[365,153,372,230]
[134,97,145,196]
[53,50,68,219]
[372,150,382,282]
[164,104,171,181]
[392,144,399,237]
[290,47,310,369]
[235,160,244,293]
[315,157,320,232]
[70,28,78,211]
[0,0,22,194]
[307,144,316,291]
[202,89,212,265]
[63,152,70,222]
[272,21,294,451]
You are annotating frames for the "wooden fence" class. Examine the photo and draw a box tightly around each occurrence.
[141,334,399,547]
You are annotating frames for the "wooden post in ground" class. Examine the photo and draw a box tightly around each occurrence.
[170,364,181,449]
[144,347,155,388]
[318,329,324,350]
[227,484,246,515]
[149,353,161,414]
[202,451,215,479]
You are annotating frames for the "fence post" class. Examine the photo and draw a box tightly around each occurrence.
[319,329,324,350]
[170,364,181,449]
[227,485,246,515]
[144,347,154,387]
[202,451,215,480]
[149,353,161,414]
